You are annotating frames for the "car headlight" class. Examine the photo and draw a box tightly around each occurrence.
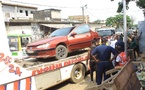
[36,43,50,49]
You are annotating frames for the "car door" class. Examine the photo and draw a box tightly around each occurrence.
[68,24,92,51]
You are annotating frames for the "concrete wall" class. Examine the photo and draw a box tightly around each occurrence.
[51,10,61,19]
[2,4,36,21]
[33,9,61,21]
[7,25,32,35]
[33,10,51,21]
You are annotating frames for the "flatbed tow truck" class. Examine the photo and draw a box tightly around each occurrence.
[0,50,89,90]
[0,2,89,90]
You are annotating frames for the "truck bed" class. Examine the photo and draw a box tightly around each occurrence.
[14,50,88,71]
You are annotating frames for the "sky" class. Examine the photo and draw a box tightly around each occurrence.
[3,0,145,24]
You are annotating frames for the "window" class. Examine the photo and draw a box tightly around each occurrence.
[25,10,28,16]
[74,24,90,34]
[30,11,33,14]
[20,10,23,13]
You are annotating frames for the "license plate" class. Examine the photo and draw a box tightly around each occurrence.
[27,50,34,53]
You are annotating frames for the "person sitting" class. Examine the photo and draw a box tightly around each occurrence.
[115,46,129,67]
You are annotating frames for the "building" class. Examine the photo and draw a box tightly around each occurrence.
[2,1,106,41]
[2,1,37,35]
[33,9,61,21]
[2,2,37,21]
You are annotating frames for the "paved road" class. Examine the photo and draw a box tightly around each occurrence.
[48,74,97,90]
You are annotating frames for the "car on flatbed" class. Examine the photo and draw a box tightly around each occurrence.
[26,24,100,60]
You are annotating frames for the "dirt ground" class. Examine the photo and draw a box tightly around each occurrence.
[48,74,97,90]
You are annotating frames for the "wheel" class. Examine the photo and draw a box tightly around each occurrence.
[70,63,86,83]
[55,45,68,60]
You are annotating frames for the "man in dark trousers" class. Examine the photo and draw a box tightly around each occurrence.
[91,37,118,85]
[87,39,100,82]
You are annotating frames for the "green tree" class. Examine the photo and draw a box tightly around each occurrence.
[93,19,101,24]
[106,17,116,27]
[136,0,145,9]
[106,14,132,28]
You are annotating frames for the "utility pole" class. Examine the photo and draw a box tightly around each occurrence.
[111,0,127,57]
[123,0,127,57]
[143,9,145,20]
[81,4,87,23]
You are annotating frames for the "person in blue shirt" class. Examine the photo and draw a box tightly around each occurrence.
[115,35,125,52]
[91,37,118,85]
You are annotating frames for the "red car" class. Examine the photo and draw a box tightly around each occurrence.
[26,24,100,60]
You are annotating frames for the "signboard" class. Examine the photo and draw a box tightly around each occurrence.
[68,15,90,22]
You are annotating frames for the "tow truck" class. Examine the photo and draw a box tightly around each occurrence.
[0,2,89,90]
[0,50,89,90]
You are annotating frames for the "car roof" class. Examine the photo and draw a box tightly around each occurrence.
[97,28,115,31]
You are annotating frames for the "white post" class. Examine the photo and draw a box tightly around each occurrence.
[123,0,127,56]
[0,1,11,56]
[143,9,145,20]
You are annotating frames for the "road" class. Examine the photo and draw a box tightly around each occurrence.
[48,74,97,90]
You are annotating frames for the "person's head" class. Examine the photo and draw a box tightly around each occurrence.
[117,34,123,40]
[91,39,96,47]
[91,38,100,47]
[114,34,118,40]
[116,45,123,53]
[101,37,107,44]
[26,38,29,40]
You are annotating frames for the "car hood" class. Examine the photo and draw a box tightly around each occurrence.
[27,36,66,46]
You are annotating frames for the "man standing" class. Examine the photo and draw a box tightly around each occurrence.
[115,35,125,52]
[91,37,118,85]
[87,39,100,82]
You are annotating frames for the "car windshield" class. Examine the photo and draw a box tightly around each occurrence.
[49,27,73,37]
[97,30,112,36]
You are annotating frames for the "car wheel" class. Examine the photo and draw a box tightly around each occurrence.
[55,45,68,60]
[70,63,86,83]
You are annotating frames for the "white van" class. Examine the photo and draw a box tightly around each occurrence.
[96,28,115,38]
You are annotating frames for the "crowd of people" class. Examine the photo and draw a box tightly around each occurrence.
[86,31,142,85]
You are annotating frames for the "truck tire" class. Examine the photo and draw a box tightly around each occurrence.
[70,63,86,83]
[55,45,68,60]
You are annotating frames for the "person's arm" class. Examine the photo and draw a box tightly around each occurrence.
[91,47,99,63]
[110,54,117,62]
[137,31,142,40]
[115,55,121,66]
[110,47,118,62]
[91,54,99,63]
[86,48,91,65]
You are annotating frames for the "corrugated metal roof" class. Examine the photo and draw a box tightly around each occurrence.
[40,24,72,28]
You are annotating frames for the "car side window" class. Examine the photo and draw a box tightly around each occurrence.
[73,24,90,35]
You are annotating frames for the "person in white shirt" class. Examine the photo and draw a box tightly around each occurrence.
[110,34,118,48]
[110,34,118,66]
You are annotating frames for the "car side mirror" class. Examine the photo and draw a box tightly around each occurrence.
[71,32,77,36]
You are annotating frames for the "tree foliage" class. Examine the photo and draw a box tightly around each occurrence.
[106,14,132,28]
[94,20,101,24]
[136,0,145,9]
